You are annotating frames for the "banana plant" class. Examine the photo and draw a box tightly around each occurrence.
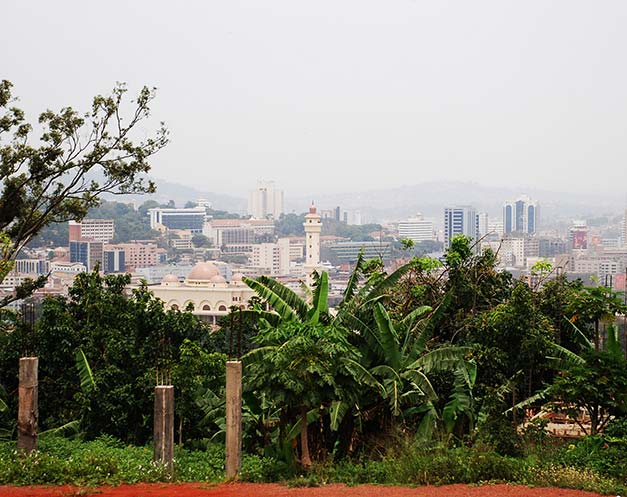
[351,302,476,437]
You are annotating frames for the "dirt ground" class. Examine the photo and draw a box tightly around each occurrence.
[0,483,608,497]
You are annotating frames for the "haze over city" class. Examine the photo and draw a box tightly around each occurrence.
[3,1,627,197]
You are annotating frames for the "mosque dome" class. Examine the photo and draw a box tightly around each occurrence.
[231,273,245,282]
[210,274,226,284]
[186,262,220,282]
[161,274,180,286]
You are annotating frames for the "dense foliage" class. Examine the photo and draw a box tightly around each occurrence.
[1,234,627,492]
[0,271,223,444]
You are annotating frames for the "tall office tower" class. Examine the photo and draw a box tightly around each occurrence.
[624,208,627,247]
[68,219,115,243]
[69,240,104,271]
[303,203,322,287]
[503,195,539,235]
[569,220,588,250]
[247,180,284,219]
[444,206,478,249]
[476,212,489,238]
[398,213,435,243]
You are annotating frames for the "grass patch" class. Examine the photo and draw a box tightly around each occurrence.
[1,434,626,495]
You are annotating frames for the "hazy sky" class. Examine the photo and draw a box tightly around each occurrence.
[3,1,627,197]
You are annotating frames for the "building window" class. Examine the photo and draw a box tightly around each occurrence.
[218,304,227,312]
[202,304,210,311]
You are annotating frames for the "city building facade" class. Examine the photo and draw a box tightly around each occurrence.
[503,195,539,235]
[148,207,206,232]
[247,180,284,220]
[398,213,435,243]
[444,206,479,249]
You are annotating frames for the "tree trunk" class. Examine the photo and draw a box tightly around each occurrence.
[300,406,312,469]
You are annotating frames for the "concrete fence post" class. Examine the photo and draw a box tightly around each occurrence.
[225,360,242,478]
[18,357,38,455]
[154,385,174,468]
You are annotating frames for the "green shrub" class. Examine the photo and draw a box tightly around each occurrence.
[555,435,627,481]
[240,454,291,482]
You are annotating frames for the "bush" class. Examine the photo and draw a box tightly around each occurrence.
[239,454,291,482]
[555,435,627,481]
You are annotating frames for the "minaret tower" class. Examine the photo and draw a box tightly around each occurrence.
[303,202,322,287]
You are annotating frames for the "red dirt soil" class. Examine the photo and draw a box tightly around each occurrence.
[0,483,608,497]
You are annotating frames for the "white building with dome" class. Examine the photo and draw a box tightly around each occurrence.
[143,261,255,324]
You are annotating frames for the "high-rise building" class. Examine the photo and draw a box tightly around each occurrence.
[148,207,206,232]
[623,208,627,247]
[105,242,167,271]
[569,220,588,250]
[103,248,126,274]
[444,206,478,249]
[68,219,115,243]
[14,259,49,275]
[69,240,104,271]
[251,243,283,276]
[476,212,489,239]
[248,180,284,219]
[398,213,435,243]
[502,195,539,235]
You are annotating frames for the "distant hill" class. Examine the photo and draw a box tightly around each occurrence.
[285,181,626,224]
[103,176,248,214]
[106,177,625,225]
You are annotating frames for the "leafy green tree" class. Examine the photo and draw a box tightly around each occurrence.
[0,271,213,444]
[191,234,211,248]
[172,339,227,444]
[245,320,361,468]
[468,282,555,421]
[0,80,167,303]
[567,285,627,352]
[548,326,627,435]
[275,213,305,236]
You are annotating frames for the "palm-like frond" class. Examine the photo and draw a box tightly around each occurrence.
[505,389,548,414]
[402,369,438,401]
[400,305,432,332]
[0,396,7,412]
[442,367,476,432]
[242,345,279,363]
[341,250,365,305]
[367,262,414,301]
[416,404,438,441]
[606,324,623,359]
[565,317,593,349]
[329,400,351,431]
[243,276,301,322]
[257,275,309,320]
[374,303,401,370]
[344,358,386,396]
[237,308,282,328]
[39,420,81,438]
[309,271,329,324]
[416,291,452,350]
[74,348,95,393]
[546,342,586,368]
[285,408,321,442]
[407,346,472,374]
